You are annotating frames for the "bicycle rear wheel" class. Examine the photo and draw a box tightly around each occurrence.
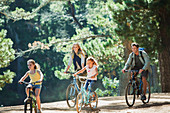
[125,83,136,107]
[89,92,98,110]
[66,84,78,108]
[76,93,83,113]
[142,82,151,104]
[24,99,32,113]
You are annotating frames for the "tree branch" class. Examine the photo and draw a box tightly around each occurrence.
[15,35,112,58]
[1,0,69,22]
[68,0,83,29]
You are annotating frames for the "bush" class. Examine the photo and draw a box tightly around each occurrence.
[95,76,119,97]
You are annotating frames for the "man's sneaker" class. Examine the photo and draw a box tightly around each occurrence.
[141,94,146,100]
[137,90,140,95]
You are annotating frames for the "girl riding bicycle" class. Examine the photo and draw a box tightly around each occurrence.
[73,56,98,92]
[19,59,44,113]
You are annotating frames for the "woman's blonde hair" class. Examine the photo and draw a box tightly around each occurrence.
[27,59,40,70]
[86,56,98,68]
[71,43,84,57]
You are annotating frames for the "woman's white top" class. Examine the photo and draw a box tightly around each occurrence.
[85,65,97,80]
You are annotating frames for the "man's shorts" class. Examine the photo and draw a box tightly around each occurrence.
[141,70,149,79]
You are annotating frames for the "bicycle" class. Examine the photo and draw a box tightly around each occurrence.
[76,76,98,113]
[66,72,80,108]
[20,81,38,113]
[124,70,151,107]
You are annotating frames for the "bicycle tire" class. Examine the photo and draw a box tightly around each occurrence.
[66,84,78,108]
[89,92,98,110]
[125,83,136,107]
[142,82,151,104]
[76,93,83,113]
[24,99,33,113]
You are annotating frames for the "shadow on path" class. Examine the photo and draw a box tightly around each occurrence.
[98,102,170,111]
[134,102,170,109]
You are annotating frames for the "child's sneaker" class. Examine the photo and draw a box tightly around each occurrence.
[24,97,31,103]
[37,109,42,113]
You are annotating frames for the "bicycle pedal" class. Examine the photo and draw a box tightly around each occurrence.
[84,103,88,106]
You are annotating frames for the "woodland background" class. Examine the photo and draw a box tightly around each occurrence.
[0,0,169,106]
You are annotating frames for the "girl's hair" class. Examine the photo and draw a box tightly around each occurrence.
[27,59,40,70]
[71,43,85,57]
[86,56,98,68]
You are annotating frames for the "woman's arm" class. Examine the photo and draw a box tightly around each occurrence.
[37,70,44,82]
[64,54,72,73]
[73,67,86,76]
[18,72,29,82]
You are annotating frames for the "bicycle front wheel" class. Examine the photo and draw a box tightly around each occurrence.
[89,92,98,110]
[125,83,136,107]
[76,93,83,113]
[66,84,78,108]
[33,99,37,113]
[142,82,151,104]
[24,99,33,113]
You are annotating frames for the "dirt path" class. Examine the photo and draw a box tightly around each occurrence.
[0,93,170,113]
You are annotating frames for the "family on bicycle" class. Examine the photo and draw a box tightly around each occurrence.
[18,42,151,113]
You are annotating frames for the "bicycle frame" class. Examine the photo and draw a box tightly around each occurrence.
[67,73,80,98]
[130,71,144,94]
[79,76,92,104]
[21,82,38,101]
[72,77,80,92]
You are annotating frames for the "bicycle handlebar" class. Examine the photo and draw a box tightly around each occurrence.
[78,76,91,83]
[65,71,75,74]
[19,81,41,85]
[124,70,139,73]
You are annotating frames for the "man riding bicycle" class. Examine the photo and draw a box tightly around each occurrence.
[122,43,152,100]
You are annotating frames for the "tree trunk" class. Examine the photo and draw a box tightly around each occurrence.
[150,64,160,92]
[159,4,170,92]
[119,39,132,96]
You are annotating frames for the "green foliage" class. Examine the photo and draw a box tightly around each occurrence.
[108,0,161,60]
[95,76,119,97]
[0,29,16,90]
[0,29,15,68]
[0,70,16,90]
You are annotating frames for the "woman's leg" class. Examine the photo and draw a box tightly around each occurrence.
[35,88,41,110]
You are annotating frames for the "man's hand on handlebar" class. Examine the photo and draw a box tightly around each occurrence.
[139,69,144,74]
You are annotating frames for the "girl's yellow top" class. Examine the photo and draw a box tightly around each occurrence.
[28,69,41,85]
